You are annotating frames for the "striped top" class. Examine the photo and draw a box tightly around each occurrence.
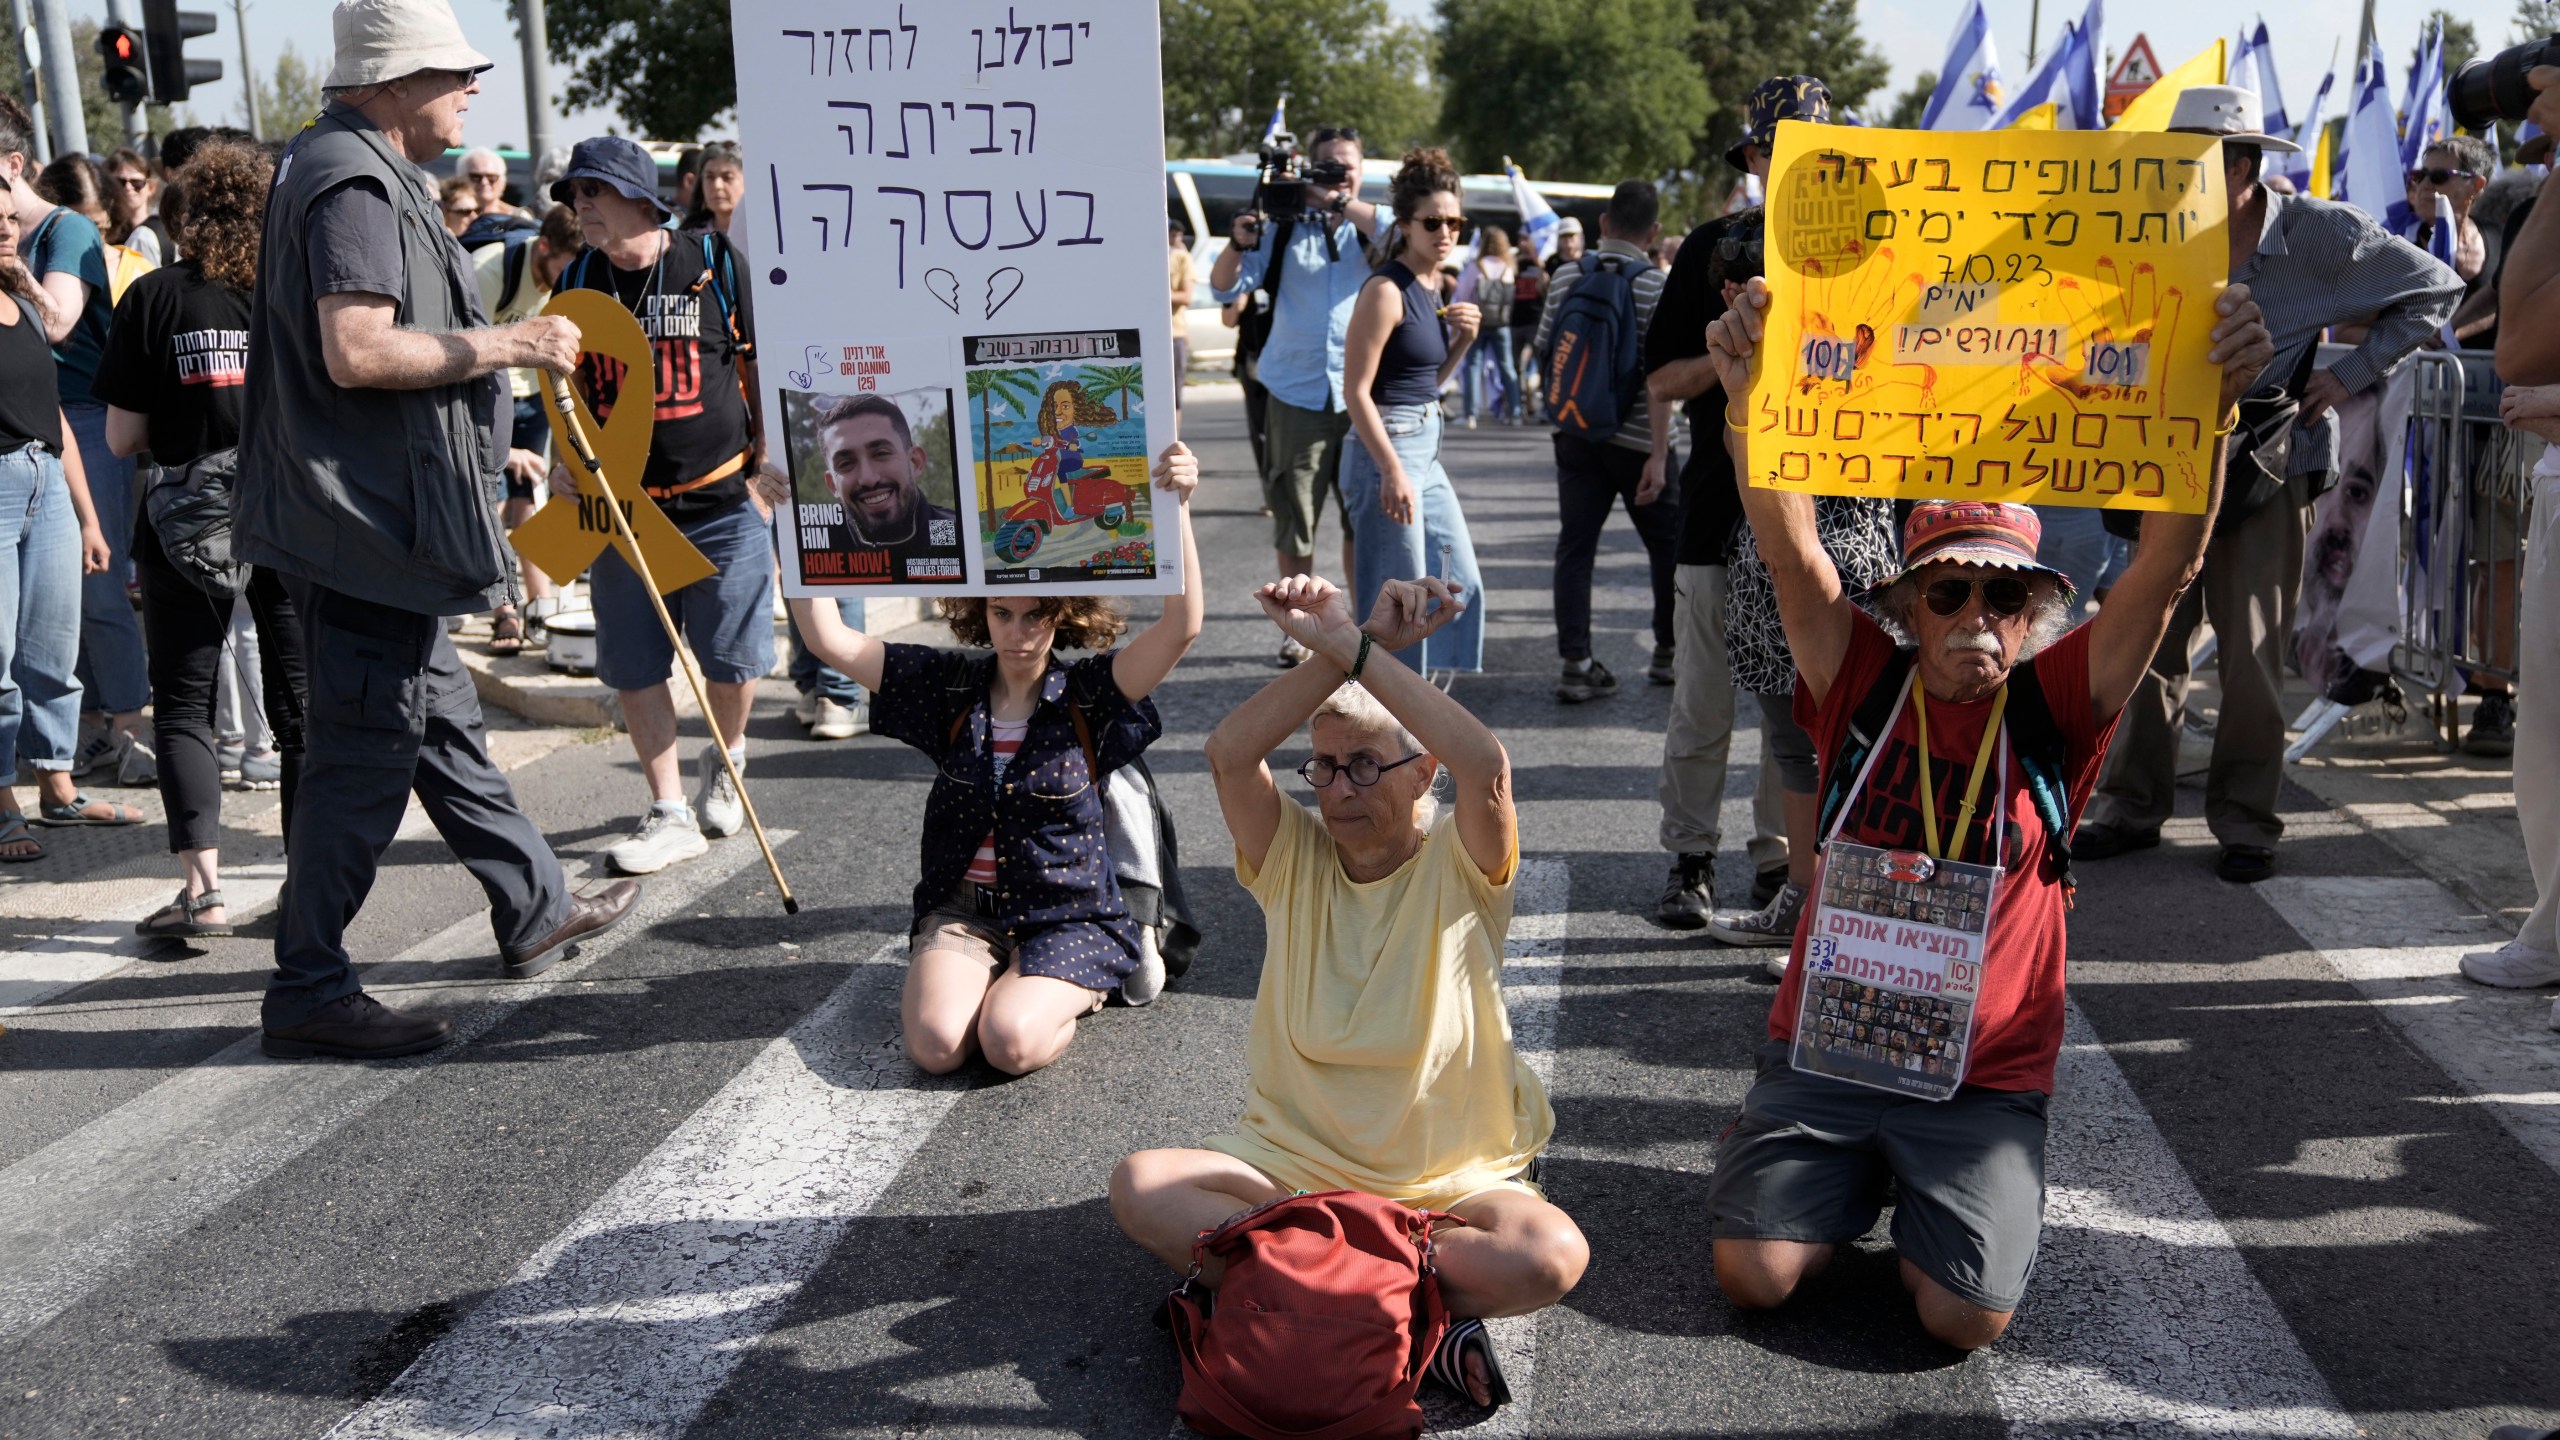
[1531,238,1686,456]
[963,716,1031,886]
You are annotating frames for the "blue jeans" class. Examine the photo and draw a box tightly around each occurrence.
[63,401,147,715]
[1339,404,1486,673]
[2032,504,2110,619]
[0,444,86,771]
[789,596,866,704]
[587,500,778,690]
[1464,326,1517,419]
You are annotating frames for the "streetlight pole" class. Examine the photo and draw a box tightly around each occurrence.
[516,0,553,166]
[28,0,83,156]
[8,0,53,161]
[231,0,258,138]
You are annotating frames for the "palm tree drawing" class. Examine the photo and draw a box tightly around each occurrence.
[1086,364,1145,423]
[965,368,1039,514]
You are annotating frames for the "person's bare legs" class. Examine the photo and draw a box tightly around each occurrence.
[619,679,757,805]
[904,943,1000,1073]
[499,496,555,604]
[1899,1258,2014,1349]
[973,969,1099,1074]
[1714,1238,2014,1350]
[1109,1146,1290,1277]
[1781,789,1820,887]
[1276,549,1312,580]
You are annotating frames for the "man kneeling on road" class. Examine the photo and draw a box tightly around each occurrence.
[1694,276,2273,1348]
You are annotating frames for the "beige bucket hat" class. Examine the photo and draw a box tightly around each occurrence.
[323,0,494,89]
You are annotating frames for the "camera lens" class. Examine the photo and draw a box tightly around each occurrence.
[2449,35,2555,132]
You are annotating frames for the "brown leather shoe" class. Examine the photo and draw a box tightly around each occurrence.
[262,992,452,1059]
[502,880,640,978]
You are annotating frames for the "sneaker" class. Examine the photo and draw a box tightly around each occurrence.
[607,806,708,875]
[694,745,745,838]
[1708,881,1808,947]
[232,749,282,791]
[1750,864,1790,909]
[1120,923,1168,1007]
[216,738,246,776]
[810,697,867,740]
[1278,636,1312,669]
[1654,852,1714,930]
[69,731,119,779]
[1555,658,1618,703]
[792,689,822,728]
[2464,692,2516,757]
[116,733,158,787]
[1645,644,1676,686]
[1763,949,1791,981]
[2458,939,2560,989]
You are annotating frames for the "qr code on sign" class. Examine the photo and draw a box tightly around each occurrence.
[929,518,956,546]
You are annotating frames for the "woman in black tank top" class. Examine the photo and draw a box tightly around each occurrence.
[1339,148,1489,676]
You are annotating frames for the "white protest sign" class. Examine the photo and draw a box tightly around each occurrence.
[730,0,1179,598]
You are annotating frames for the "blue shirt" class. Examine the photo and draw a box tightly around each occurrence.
[1211,212,1394,412]
[870,641,1162,987]
[28,207,109,404]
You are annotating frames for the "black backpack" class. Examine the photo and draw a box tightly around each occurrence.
[143,449,249,601]
[1542,255,1642,438]
[1815,648,2084,894]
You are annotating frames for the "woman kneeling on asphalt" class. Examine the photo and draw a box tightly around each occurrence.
[1110,573,1588,1409]
[789,442,1201,1076]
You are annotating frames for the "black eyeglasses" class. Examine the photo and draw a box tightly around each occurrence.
[1413,214,1469,234]
[1298,753,1425,788]
[2407,166,2477,185]
[1923,575,2032,617]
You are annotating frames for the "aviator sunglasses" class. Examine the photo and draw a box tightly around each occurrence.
[1923,574,2033,617]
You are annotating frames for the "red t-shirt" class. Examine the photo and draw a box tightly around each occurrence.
[1768,612,2119,1093]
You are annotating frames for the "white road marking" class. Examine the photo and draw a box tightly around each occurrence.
[2255,876,2560,1177]
[1985,1003,2362,1439]
[0,863,285,1014]
[327,940,960,1440]
[0,836,790,1345]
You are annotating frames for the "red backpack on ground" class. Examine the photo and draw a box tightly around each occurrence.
[1165,1191,1459,1440]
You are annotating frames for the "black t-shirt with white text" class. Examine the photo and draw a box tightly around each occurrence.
[564,230,758,522]
[91,260,252,467]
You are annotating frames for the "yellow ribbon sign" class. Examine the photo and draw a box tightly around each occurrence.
[508,288,717,593]
[1746,120,2229,513]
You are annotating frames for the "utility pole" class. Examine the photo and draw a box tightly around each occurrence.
[28,0,83,157]
[8,0,52,160]
[2025,0,2041,69]
[516,0,552,164]
[230,0,256,138]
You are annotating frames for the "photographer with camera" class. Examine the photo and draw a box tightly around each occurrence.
[1209,126,1390,668]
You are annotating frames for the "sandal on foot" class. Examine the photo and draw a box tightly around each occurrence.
[488,604,528,657]
[1426,1317,1512,1408]
[137,887,233,939]
[36,793,144,826]
[0,813,43,862]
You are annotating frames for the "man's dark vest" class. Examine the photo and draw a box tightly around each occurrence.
[237,105,509,615]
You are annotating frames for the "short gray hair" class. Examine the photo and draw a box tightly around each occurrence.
[457,145,507,176]
[1310,681,1442,829]
[1876,571,2073,659]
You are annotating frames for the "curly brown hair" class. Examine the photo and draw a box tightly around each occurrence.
[1388,146,1461,224]
[177,141,273,291]
[1035,379,1119,438]
[934,594,1129,651]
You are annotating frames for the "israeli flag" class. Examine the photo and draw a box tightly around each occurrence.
[2337,36,2413,234]
[2280,66,2335,192]
[2425,192,2461,347]
[1995,8,2098,130]
[2244,20,2289,136]
[1260,96,1288,148]
[2401,18,2447,173]
[1922,0,2005,131]
[2065,0,2104,135]
[1507,159,1560,262]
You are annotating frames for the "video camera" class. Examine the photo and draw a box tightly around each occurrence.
[1706,208,1767,295]
[1236,129,1357,253]
[2450,34,2557,132]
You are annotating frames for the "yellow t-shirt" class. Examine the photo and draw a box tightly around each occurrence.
[1210,798,1554,1211]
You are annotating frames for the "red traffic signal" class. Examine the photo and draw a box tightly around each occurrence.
[96,24,149,104]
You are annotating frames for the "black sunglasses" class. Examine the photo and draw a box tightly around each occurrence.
[1923,575,2032,617]
[1413,214,1469,234]
[2407,166,2477,185]
[1298,753,1425,788]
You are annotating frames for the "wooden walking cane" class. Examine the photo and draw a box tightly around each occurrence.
[543,369,800,915]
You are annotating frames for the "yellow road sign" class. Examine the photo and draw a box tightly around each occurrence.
[508,288,718,594]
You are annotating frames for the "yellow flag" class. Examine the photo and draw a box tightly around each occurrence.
[2006,103,2059,131]
[2112,40,2227,132]
[2311,122,2335,198]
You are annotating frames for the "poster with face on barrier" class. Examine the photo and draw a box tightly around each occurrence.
[731,0,1181,597]
[1745,121,2229,514]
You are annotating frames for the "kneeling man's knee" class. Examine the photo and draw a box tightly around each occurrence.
[1713,1238,1819,1310]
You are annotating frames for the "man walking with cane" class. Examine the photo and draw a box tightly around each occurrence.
[238,0,638,1060]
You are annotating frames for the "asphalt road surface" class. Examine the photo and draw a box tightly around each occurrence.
[3,387,2555,1439]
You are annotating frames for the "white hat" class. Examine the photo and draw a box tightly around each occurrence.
[324,0,493,89]
[2165,84,2303,154]
[1556,216,1584,235]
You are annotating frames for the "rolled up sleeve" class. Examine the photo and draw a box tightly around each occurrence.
[2318,219,2465,396]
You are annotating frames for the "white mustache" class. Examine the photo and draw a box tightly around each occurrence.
[1941,630,2003,656]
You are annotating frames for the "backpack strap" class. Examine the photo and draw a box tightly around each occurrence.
[1814,647,1913,844]
[2004,655,2080,893]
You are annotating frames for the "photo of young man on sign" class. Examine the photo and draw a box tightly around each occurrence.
[780,386,968,587]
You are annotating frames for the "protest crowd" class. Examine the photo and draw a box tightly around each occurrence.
[3,0,2558,1433]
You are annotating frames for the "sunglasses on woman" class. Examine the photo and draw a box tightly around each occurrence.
[1412,215,1469,234]
[1923,574,2032,617]
[1298,753,1426,788]
[2407,166,2476,185]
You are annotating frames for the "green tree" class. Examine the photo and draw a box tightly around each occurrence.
[1160,0,1437,157]
[1685,0,1886,182]
[2413,10,2480,76]
[1433,0,1709,182]
[1085,363,1146,422]
[2519,0,2560,37]
[541,0,736,139]
[1881,70,1936,130]
[964,368,1039,509]
[255,44,324,137]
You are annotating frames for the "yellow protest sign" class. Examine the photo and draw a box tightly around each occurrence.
[1745,120,2230,513]
[507,288,718,594]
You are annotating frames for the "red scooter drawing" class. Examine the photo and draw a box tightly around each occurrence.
[990,381,1140,565]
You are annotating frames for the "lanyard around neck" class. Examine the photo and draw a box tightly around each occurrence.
[1914,684,2008,863]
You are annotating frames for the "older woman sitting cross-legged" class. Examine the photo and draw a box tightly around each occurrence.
[1109,573,1587,1410]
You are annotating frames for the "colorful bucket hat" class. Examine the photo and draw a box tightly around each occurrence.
[1882,500,2075,596]
[1728,75,1832,172]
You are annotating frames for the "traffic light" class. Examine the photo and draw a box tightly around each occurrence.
[96,25,149,105]
[140,0,222,104]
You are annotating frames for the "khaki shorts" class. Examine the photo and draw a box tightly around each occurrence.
[908,883,1107,1013]
[1262,395,1353,559]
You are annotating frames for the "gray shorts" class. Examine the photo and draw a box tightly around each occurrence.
[1262,396,1352,559]
[1709,1040,2050,1312]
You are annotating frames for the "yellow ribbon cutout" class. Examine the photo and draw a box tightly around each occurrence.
[1914,685,2009,863]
